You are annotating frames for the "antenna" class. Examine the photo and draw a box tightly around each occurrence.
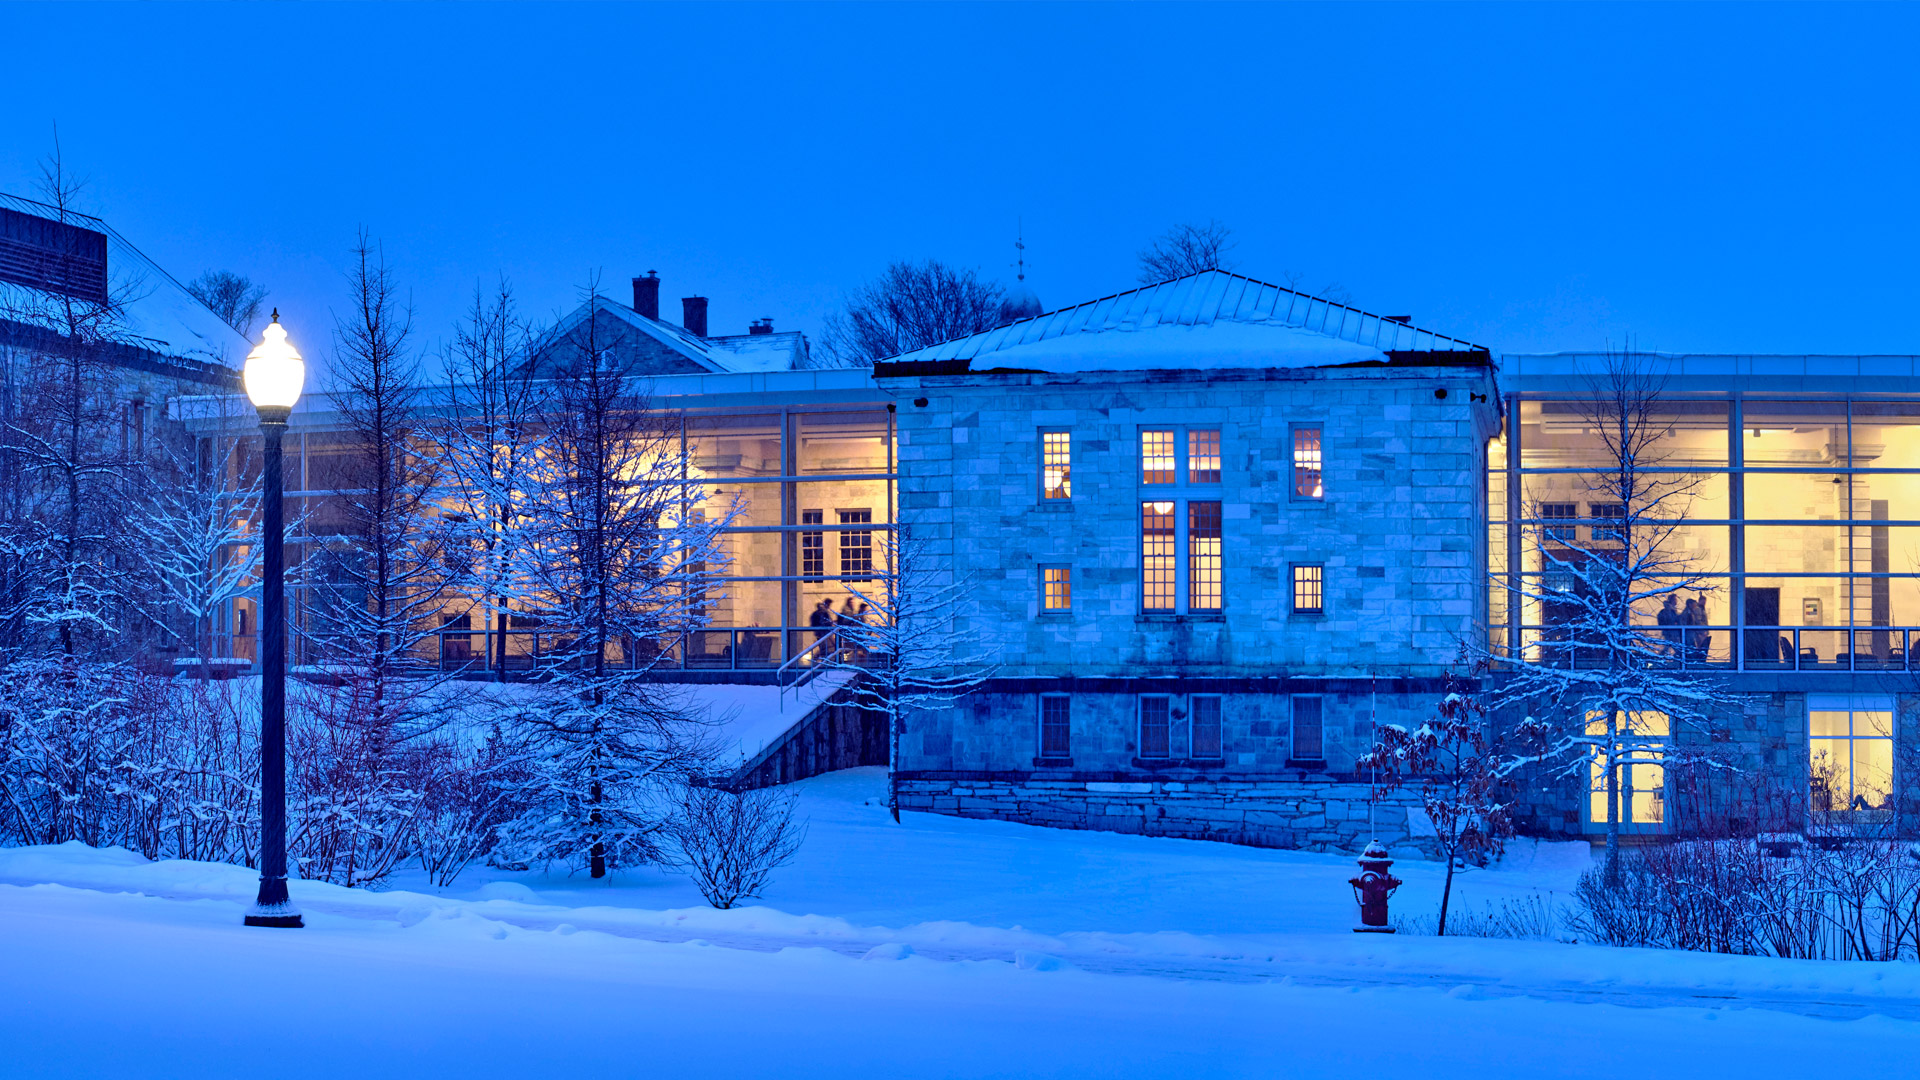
[1013,217,1028,282]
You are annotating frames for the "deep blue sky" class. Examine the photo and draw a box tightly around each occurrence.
[3,2,1917,368]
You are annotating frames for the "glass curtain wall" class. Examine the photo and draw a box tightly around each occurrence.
[214,404,895,673]
[1493,396,1920,670]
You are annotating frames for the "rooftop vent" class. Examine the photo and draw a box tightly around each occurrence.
[749,318,774,335]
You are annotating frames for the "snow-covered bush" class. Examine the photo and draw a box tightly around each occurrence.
[662,783,806,910]
[0,661,521,889]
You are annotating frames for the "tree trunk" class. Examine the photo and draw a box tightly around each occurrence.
[1437,852,1457,936]
[1604,712,1622,886]
[888,702,901,824]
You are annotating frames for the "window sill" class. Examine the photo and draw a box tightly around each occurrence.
[1038,609,1073,618]
[1035,501,1074,513]
[1131,757,1229,769]
[1136,613,1226,623]
[1031,757,1074,768]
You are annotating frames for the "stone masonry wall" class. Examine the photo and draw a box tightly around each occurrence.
[896,775,1441,856]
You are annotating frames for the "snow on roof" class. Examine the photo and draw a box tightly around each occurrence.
[880,269,1484,375]
[705,330,809,373]
[0,191,248,369]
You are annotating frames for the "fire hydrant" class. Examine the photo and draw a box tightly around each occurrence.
[1349,840,1402,934]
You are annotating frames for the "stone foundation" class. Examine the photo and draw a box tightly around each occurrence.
[896,775,1441,857]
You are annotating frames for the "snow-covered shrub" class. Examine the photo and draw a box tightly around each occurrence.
[410,727,528,888]
[662,783,806,910]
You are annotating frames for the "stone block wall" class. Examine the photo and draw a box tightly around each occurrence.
[895,774,1441,856]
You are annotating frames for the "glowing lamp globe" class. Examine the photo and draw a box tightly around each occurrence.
[244,313,305,414]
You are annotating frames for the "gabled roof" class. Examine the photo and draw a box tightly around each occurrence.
[537,295,727,374]
[537,296,812,375]
[0,191,249,369]
[879,269,1485,375]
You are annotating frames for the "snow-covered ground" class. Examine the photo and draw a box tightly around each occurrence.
[4,768,1919,1078]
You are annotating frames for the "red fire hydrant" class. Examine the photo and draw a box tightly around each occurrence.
[1349,840,1402,934]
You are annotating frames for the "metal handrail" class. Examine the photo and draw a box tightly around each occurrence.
[777,629,841,711]
[1502,624,1920,672]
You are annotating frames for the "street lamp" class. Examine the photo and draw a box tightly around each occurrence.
[243,311,305,929]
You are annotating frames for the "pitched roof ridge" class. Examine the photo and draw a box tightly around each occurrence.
[883,267,1484,366]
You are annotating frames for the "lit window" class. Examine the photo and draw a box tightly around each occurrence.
[838,509,872,580]
[1191,695,1223,759]
[1142,502,1177,612]
[1589,502,1624,545]
[1292,564,1323,614]
[1042,431,1071,500]
[1293,426,1323,499]
[1187,429,1221,484]
[1539,502,1577,545]
[1042,566,1072,611]
[1188,501,1221,612]
[801,509,824,579]
[1585,711,1669,828]
[1140,695,1171,758]
[1291,696,1324,761]
[1809,699,1894,819]
[1040,695,1071,758]
[1141,430,1177,485]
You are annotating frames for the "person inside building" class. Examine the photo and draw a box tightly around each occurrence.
[807,598,834,660]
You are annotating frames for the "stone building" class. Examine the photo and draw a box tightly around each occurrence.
[872,270,1499,851]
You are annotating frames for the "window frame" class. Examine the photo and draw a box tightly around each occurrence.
[1040,429,1072,501]
[1290,423,1324,502]
[837,508,873,581]
[1187,500,1222,612]
[1040,564,1073,613]
[1190,693,1224,760]
[1139,694,1173,759]
[1808,694,1896,824]
[800,509,825,580]
[1038,693,1072,760]
[1290,695,1325,762]
[1136,424,1226,615]
[1291,563,1325,616]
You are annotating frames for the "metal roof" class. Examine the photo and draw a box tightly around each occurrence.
[883,269,1485,367]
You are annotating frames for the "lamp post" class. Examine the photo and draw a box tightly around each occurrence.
[243,311,305,929]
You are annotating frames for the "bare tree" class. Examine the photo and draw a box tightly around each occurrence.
[838,522,997,821]
[1137,220,1235,284]
[131,419,263,670]
[185,271,269,337]
[307,232,463,727]
[439,278,545,681]
[818,260,1005,367]
[1488,348,1735,883]
[663,783,806,909]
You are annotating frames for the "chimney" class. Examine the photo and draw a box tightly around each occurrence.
[632,272,660,320]
[749,318,774,336]
[682,296,709,337]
